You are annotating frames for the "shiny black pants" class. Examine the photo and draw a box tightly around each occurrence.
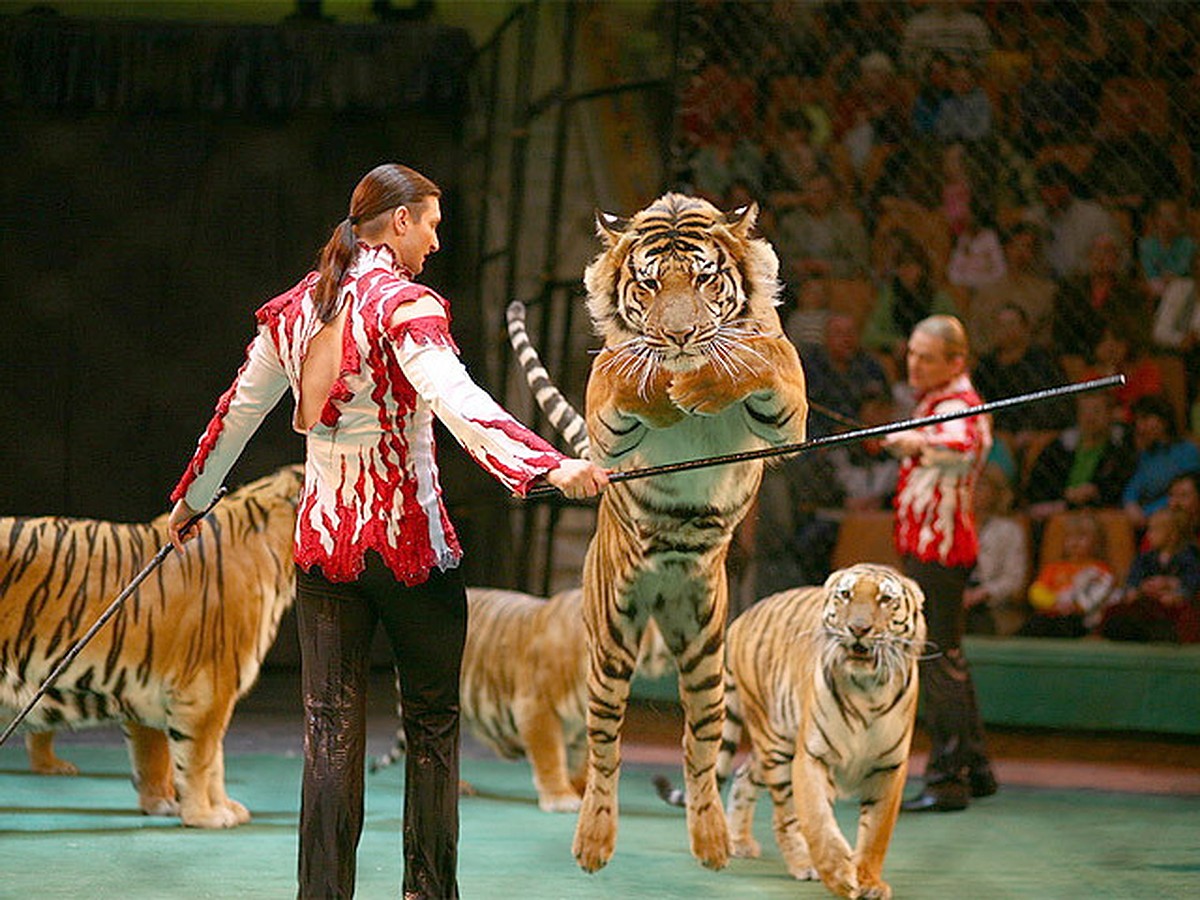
[295,554,467,900]
[902,556,991,785]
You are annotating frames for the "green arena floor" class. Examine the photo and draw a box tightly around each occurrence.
[2,740,1198,900]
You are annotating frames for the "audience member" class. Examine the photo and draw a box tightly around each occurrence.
[1028,162,1123,281]
[973,304,1072,440]
[964,462,1030,636]
[833,51,907,192]
[1139,198,1197,299]
[934,59,993,145]
[773,168,870,279]
[863,235,957,368]
[901,0,992,76]
[1053,231,1144,358]
[825,391,900,512]
[762,107,823,217]
[801,312,890,438]
[1082,319,1163,426]
[939,142,979,237]
[967,223,1057,355]
[1019,510,1116,638]
[1167,470,1200,545]
[1026,392,1135,521]
[1018,35,1093,150]
[1122,394,1200,530]
[1151,273,1200,353]
[783,275,832,350]
[947,199,1007,290]
[687,112,765,207]
[1100,508,1200,643]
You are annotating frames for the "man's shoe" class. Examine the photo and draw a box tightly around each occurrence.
[969,766,998,798]
[901,781,970,813]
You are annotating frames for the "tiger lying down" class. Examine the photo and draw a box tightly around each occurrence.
[371,586,672,812]
[0,466,303,828]
[654,564,927,900]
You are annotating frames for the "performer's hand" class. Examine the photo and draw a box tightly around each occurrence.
[883,429,925,458]
[546,459,609,500]
[167,498,202,553]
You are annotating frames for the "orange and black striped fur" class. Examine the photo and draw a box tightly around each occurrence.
[0,466,302,828]
[371,587,672,812]
[721,565,925,900]
[509,193,808,871]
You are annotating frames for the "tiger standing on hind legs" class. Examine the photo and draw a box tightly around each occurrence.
[532,193,808,872]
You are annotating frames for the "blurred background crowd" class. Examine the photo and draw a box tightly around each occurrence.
[670,1,1200,643]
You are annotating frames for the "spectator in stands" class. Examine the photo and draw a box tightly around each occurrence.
[1028,162,1123,280]
[934,59,993,145]
[1167,470,1200,545]
[773,167,870,279]
[1026,391,1135,522]
[826,390,900,512]
[910,52,952,138]
[1018,34,1093,150]
[762,107,822,218]
[1082,318,1163,427]
[1122,394,1200,530]
[1100,508,1200,643]
[679,60,757,149]
[968,223,1057,356]
[1019,510,1116,638]
[783,274,831,350]
[833,51,907,193]
[964,462,1030,636]
[901,0,991,77]
[1053,231,1143,358]
[863,234,957,370]
[801,312,890,438]
[1139,198,1197,300]
[939,141,980,237]
[973,304,1073,444]
[947,198,1007,290]
[687,110,765,208]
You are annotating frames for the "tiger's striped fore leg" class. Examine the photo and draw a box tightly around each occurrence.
[726,757,763,858]
[572,562,640,872]
[26,731,78,775]
[745,723,817,881]
[793,751,857,897]
[517,702,581,812]
[166,689,248,828]
[665,571,731,870]
[851,761,909,899]
[123,721,178,816]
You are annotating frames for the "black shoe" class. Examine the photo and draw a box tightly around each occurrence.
[901,781,970,813]
[969,766,998,798]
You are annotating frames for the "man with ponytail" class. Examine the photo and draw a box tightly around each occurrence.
[167,163,607,898]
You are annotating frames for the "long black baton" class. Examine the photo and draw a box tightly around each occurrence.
[527,375,1125,499]
[0,487,227,749]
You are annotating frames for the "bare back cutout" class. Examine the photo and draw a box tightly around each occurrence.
[298,304,348,432]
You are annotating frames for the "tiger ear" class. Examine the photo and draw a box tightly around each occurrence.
[595,209,631,247]
[724,202,759,239]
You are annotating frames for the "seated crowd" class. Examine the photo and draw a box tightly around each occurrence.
[699,1,1200,643]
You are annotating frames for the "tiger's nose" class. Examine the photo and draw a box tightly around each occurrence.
[662,325,697,347]
[848,621,872,639]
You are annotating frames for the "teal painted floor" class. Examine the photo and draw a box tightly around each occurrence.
[1,742,1198,899]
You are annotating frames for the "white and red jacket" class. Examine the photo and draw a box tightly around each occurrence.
[172,243,565,585]
[893,374,991,568]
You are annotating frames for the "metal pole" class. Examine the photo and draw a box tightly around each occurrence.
[0,487,227,748]
[525,375,1125,499]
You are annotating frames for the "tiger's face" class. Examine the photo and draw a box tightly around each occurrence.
[819,565,925,680]
[583,193,782,379]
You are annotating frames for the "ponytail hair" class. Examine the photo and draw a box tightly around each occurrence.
[312,163,441,322]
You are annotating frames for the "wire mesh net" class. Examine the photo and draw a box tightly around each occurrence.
[668,1,1200,612]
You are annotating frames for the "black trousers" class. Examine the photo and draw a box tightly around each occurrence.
[295,554,467,900]
[902,555,991,785]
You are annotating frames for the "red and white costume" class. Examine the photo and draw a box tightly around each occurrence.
[172,243,565,585]
[893,373,992,567]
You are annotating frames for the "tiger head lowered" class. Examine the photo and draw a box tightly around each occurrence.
[583,192,784,381]
[820,564,927,687]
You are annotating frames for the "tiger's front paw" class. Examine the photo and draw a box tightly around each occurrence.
[573,790,617,872]
[667,364,744,416]
[730,833,761,859]
[538,790,582,813]
[687,800,730,870]
[852,879,892,900]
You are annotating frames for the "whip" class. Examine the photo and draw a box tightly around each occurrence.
[526,375,1125,499]
[0,487,227,748]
